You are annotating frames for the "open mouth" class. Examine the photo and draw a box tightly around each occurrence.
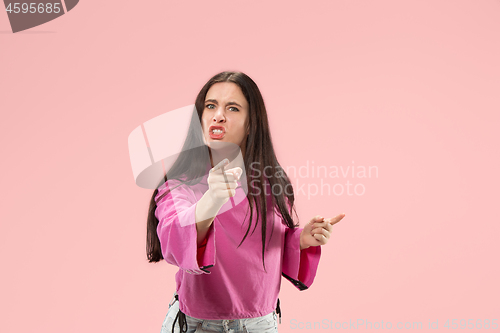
[209,127,225,139]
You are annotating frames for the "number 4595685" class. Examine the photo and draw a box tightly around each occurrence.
[6,3,62,14]
[444,319,498,329]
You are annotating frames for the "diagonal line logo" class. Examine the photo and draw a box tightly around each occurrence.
[3,0,78,33]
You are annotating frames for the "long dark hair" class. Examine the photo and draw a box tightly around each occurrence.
[146,71,299,272]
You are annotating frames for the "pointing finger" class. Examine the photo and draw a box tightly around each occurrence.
[210,158,229,173]
[326,213,346,226]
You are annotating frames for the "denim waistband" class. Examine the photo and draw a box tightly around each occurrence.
[170,291,281,332]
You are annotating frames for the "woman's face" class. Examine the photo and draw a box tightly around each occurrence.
[201,82,249,155]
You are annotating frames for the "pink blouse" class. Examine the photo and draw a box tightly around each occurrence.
[155,165,321,320]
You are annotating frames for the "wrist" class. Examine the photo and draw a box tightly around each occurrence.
[196,190,225,223]
[206,188,229,208]
[299,231,310,250]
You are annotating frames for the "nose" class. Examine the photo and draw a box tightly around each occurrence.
[212,107,226,123]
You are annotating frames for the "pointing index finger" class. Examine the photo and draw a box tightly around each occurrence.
[326,213,346,225]
[210,158,229,173]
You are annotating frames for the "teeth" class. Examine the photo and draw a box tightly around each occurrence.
[212,129,223,134]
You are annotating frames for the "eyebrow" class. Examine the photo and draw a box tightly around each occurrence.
[205,99,243,108]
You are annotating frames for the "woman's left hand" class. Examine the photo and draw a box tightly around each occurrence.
[300,213,346,250]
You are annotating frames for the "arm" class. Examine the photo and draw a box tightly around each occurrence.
[155,182,222,274]
[195,190,225,247]
[195,159,241,248]
[284,213,346,289]
[282,227,321,290]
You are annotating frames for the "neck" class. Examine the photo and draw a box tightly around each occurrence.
[209,145,245,169]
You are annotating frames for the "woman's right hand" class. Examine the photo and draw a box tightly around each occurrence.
[207,158,242,206]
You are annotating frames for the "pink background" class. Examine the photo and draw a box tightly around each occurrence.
[1,0,499,332]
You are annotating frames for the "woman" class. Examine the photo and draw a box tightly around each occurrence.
[146,71,346,333]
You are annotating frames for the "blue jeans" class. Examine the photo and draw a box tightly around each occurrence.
[161,292,278,333]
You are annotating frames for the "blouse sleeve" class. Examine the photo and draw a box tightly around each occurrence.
[282,226,321,290]
[155,181,216,275]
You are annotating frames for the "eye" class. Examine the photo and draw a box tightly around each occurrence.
[229,106,239,112]
[206,104,215,109]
